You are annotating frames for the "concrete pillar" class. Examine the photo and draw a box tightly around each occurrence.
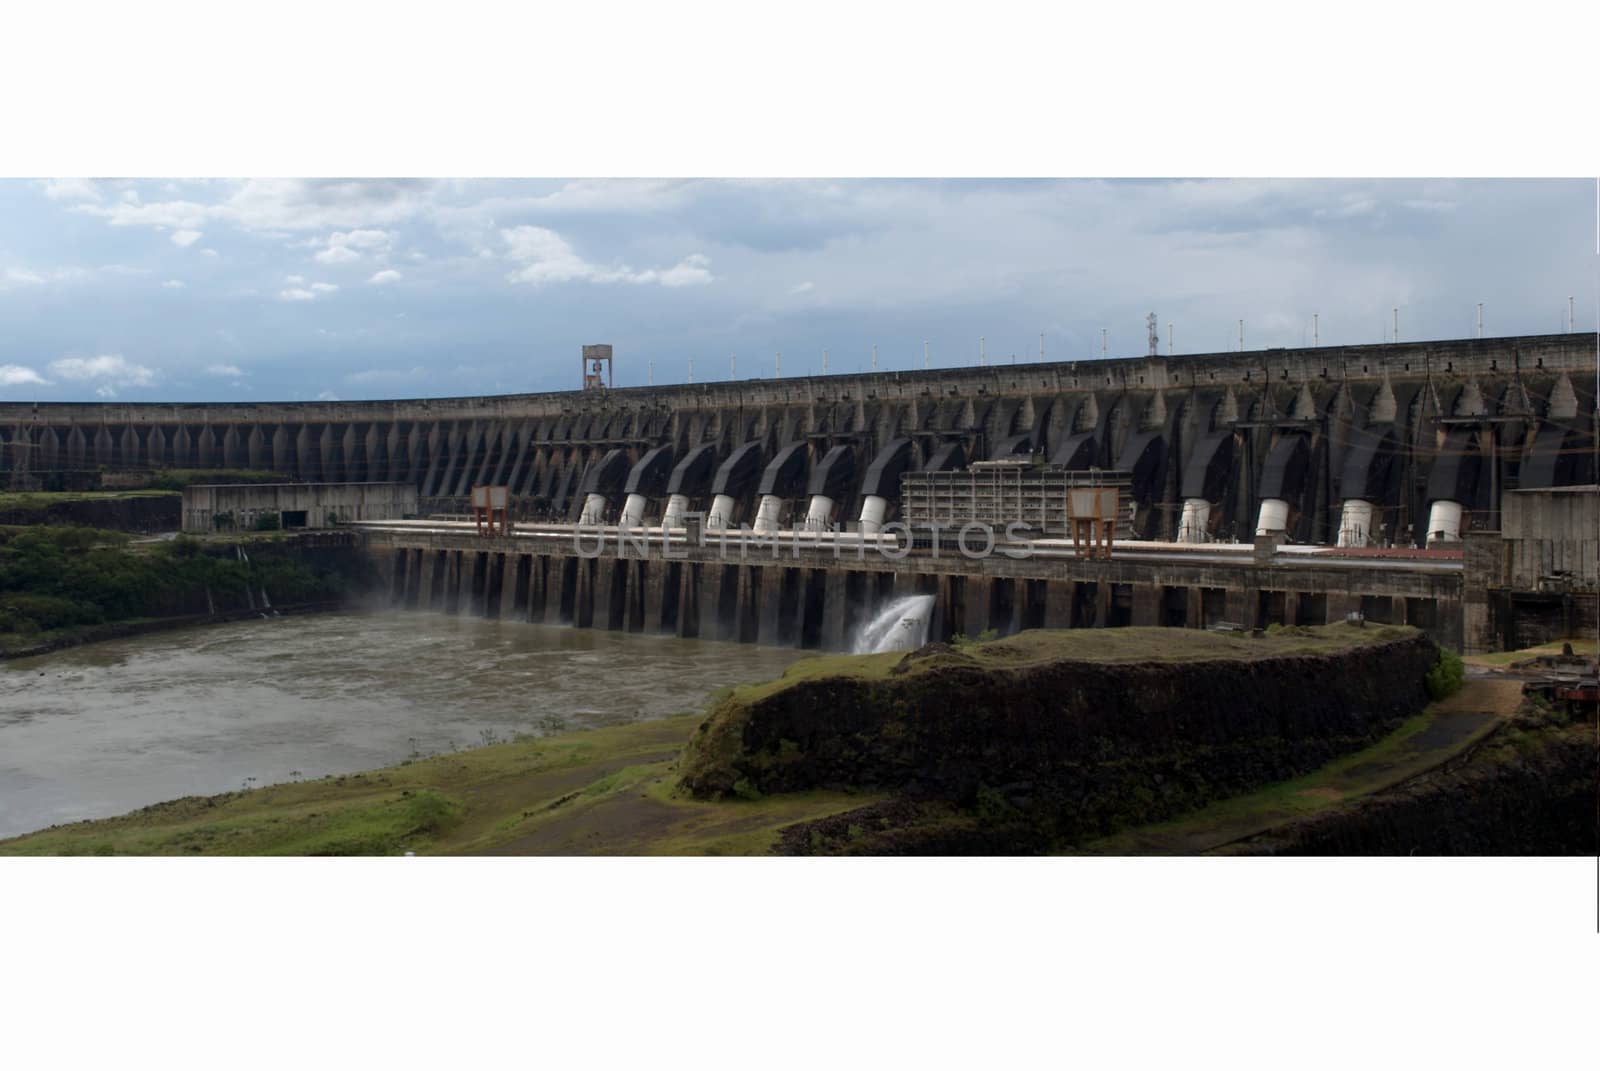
[620,493,648,528]
[601,559,628,631]
[1130,584,1160,627]
[858,494,888,534]
[527,556,547,622]
[709,494,736,529]
[643,562,670,633]
[1177,498,1210,542]
[479,553,501,619]
[678,563,701,639]
[661,494,690,529]
[1337,499,1374,547]
[1283,591,1302,627]
[625,560,648,632]
[1426,499,1463,545]
[495,554,516,620]
[1256,497,1289,536]
[1094,582,1112,629]
[1044,580,1073,629]
[1224,586,1250,629]
[698,564,725,640]
[1186,587,1204,629]
[544,558,571,626]
[967,576,995,638]
[758,567,786,645]
[443,552,463,614]
[1326,592,1362,623]
[821,569,850,650]
[574,557,596,628]
[578,493,608,526]
[753,494,782,533]
[398,549,418,609]
[419,551,440,611]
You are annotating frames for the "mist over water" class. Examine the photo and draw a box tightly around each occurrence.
[0,612,807,839]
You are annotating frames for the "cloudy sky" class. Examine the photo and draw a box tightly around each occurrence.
[0,177,1592,402]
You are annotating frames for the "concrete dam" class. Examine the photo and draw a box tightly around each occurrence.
[5,332,1595,653]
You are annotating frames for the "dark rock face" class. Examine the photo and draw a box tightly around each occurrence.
[682,633,1438,849]
[1222,718,1599,856]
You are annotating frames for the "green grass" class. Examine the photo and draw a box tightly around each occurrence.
[1466,638,1599,667]
[719,623,1417,707]
[1072,682,1510,855]
[0,711,878,856]
[0,490,179,511]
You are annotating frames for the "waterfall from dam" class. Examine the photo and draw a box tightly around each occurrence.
[236,545,275,614]
[852,595,935,655]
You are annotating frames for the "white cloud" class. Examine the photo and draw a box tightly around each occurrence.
[346,366,426,384]
[316,390,340,401]
[647,253,715,288]
[48,353,156,389]
[501,226,714,288]
[1,266,89,288]
[171,229,203,247]
[1403,198,1458,213]
[502,226,603,285]
[42,178,103,202]
[162,279,186,289]
[315,244,360,264]
[313,228,392,265]
[368,269,402,285]
[204,363,244,377]
[0,364,50,387]
[278,275,337,301]
[75,179,435,236]
[790,281,815,294]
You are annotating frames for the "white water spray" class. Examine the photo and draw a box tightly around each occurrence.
[236,544,275,614]
[851,595,935,654]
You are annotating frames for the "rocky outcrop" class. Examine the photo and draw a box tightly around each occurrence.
[682,626,1439,849]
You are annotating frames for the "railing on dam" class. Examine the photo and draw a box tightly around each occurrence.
[353,518,1466,652]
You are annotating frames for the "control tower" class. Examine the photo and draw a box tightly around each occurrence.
[582,344,613,390]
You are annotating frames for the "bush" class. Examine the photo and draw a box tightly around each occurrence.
[253,512,281,531]
[950,628,999,650]
[1425,646,1465,701]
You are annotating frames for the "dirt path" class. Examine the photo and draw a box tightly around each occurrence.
[1073,677,1520,856]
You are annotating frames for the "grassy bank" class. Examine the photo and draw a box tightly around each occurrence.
[0,712,880,856]
[0,490,178,511]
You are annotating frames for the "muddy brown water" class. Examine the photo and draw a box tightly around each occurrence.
[0,612,808,839]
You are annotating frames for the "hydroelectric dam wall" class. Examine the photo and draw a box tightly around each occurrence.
[358,522,1467,652]
[4,333,1595,549]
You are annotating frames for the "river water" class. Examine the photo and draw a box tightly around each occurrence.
[0,612,808,840]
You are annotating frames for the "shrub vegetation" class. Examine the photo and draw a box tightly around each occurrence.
[0,525,346,642]
[1425,646,1465,700]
